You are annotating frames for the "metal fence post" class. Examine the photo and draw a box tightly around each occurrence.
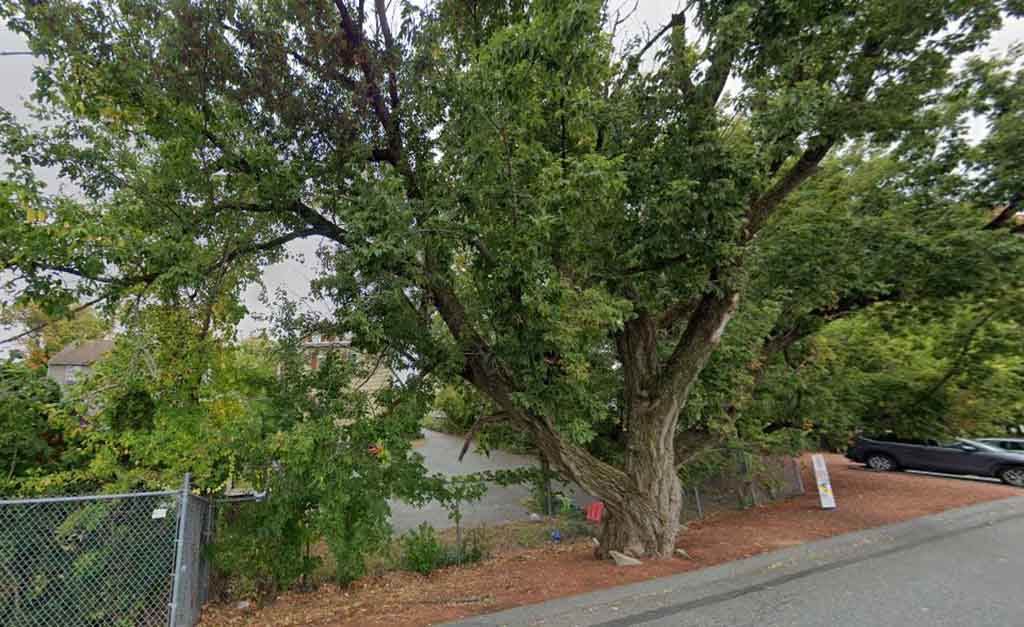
[169,473,191,627]
[199,498,214,606]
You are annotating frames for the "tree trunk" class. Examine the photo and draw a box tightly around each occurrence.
[531,413,683,558]
[597,458,682,558]
[444,293,739,560]
[596,392,685,558]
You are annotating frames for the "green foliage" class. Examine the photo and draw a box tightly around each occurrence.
[205,332,446,595]
[431,382,534,454]
[431,384,486,433]
[0,304,110,368]
[401,523,447,575]
[751,297,1024,449]
[400,522,490,576]
[1,0,1021,555]
[0,360,61,494]
[458,526,491,565]
[211,499,318,601]
[3,298,447,599]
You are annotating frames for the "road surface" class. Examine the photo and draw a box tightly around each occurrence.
[447,495,1024,626]
[391,429,594,534]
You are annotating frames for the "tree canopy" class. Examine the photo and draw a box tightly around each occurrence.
[1,0,1022,557]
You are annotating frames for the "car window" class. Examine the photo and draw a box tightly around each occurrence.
[959,439,1001,452]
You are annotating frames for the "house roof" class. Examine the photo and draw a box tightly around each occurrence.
[48,339,115,366]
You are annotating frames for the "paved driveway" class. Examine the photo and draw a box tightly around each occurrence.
[391,429,593,535]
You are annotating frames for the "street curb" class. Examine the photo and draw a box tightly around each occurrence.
[442,495,1024,626]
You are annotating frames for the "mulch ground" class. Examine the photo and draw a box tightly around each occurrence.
[200,454,1020,626]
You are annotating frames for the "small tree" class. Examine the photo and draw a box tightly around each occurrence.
[0,360,61,491]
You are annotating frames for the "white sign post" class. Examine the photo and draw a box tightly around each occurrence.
[811,454,837,510]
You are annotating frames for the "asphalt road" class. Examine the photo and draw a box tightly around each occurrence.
[390,429,595,534]
[448,496,1024,627]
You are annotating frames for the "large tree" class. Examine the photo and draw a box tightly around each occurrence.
[1,0,1020,557]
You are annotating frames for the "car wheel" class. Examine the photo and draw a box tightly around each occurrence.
[866,454,897,472]
[998,467,1024,487]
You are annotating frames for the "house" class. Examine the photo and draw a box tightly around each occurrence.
[47,339,114,387]
[301,333,392,395]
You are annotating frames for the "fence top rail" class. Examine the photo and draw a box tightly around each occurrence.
[0,489,179,505]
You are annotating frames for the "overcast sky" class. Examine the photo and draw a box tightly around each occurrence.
[1,7,1022,343]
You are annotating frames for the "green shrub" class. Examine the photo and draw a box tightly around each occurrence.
[558,516,597,540]
[402,523,446,575]
[455,526,490,565]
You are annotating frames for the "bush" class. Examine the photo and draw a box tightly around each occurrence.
[210,498,319,602]
[402,523,446,575]
[400,523,491,576]
[456,526,490,564]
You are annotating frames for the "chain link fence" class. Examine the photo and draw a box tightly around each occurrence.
[680,454,805,521]
[0,475,212,627]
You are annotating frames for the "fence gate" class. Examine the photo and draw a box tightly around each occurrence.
[0,474,211,627]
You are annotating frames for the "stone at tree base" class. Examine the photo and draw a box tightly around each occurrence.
[675,548,692,559]
[609,550,642,566]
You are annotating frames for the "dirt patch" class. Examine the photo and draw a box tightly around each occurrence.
[200,454,1020,627]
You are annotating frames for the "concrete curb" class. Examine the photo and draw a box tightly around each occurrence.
[442,495,1024,626]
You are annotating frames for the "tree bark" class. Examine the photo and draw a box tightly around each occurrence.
[598,406,684,558]
[525,407,682,558]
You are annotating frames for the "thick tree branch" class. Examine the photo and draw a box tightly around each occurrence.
[623,10,684,72]
[221,227,328,266]
[374,0,400,111]
[622,253,688,276]
[211,200,348,245]
[289,49,358,90]
[333,0,393,136]
[0,295,110,346]
[0,239,276,347]
[744,38,883,242]
[744,138,834,241]
[909,310,996,410]
[660,291,741,400]
[27,263,137,285]
[425,254,632,503]
[458,412,509,461]
[983,191,1022,230]
[615,310,659,419]
[657,297,699,329]
[688,36,738,111]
